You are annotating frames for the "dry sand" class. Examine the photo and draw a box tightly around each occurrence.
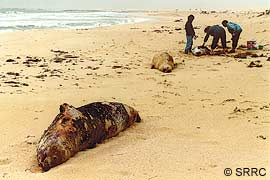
[0,10,269,180]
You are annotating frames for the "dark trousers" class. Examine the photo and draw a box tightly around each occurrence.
[211,28,226,49]
[232,30,242,49]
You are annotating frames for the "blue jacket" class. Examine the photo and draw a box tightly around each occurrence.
[227,22,242,34]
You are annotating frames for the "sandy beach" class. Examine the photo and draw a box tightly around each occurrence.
[0,10,269,180]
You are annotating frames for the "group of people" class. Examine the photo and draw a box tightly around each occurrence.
[184,14,242,54]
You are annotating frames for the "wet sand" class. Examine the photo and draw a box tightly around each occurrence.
[0,10,269,180]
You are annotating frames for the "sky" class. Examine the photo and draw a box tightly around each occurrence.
[0,0,269,10]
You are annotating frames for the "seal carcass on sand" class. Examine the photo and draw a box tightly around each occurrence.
[151,52,175,73]
[191,46,211,56]
[37,102,141,172]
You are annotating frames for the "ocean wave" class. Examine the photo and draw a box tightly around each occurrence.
[0,8,150,31]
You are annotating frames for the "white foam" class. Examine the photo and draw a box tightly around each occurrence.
[0,9,150,32]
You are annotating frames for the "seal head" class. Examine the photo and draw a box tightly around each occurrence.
[37,135,67,171]
[37,104,83,171]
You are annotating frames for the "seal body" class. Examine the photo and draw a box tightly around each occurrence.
[191,46,211,56]
[37,102,141,171]
[151,52,175,73]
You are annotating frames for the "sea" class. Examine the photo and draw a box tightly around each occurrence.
[0,8,149,32]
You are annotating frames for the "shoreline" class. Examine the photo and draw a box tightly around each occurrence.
[0,10,154,33]
[0,8,268,33]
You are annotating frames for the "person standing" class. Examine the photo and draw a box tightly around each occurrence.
[222,20,242,53]
[184,15,197,54]
[203,25,227,53]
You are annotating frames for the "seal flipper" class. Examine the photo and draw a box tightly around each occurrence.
[135,113,141,123]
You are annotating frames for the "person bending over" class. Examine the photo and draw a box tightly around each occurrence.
[203,25,227,54]
[222,20,242,53]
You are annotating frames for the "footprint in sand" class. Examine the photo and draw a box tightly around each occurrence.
[117,170,130,176]
[2,173,8,178]
[0,158,11,166]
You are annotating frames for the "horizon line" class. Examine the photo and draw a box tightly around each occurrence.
[0,7,269,12]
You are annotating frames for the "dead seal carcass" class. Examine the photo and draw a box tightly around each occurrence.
[37,102,141,171]
[191,46,211,56]
[151,52,175,73]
